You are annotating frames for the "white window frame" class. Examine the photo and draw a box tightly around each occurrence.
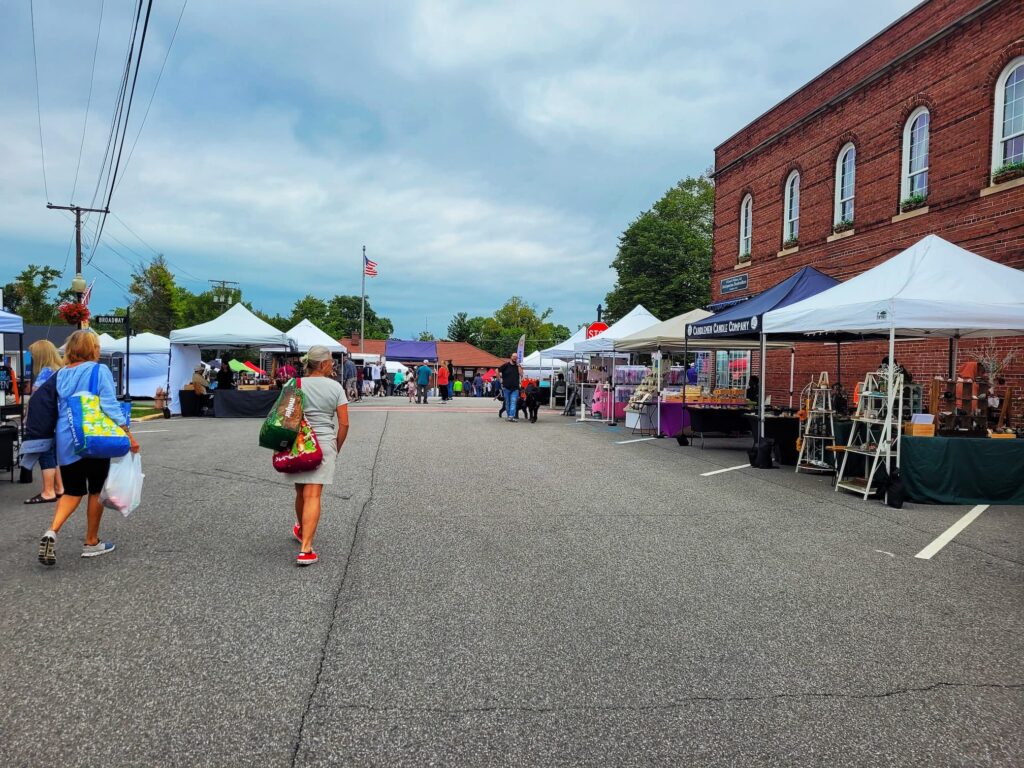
[900,107,930,201]
[738,194,752,260]
[782,170,800,243]
[834,143,856,225]
[992,56,1024,174]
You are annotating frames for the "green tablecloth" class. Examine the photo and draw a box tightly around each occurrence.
[901,436,1024,505]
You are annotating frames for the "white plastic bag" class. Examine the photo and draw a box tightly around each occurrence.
[100,453,145,517]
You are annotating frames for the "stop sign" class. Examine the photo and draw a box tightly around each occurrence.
[586,322,608,339]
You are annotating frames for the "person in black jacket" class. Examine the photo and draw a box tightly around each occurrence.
[216,362,235,390]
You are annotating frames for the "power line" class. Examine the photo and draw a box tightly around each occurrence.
[93,0,154,252]
[69,0,106,204]
[115,0,188,194]
[28,0,50,202]
[108,212,205,284]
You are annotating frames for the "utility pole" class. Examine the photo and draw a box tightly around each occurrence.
[47,204,109,328]
[209,280,240,312]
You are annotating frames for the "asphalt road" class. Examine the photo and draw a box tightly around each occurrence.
[1,397,1021,766]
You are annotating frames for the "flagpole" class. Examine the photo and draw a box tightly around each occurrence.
[360,245,366,353]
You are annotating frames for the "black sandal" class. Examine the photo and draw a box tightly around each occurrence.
[24,494,57,505]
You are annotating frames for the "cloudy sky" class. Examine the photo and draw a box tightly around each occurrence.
[1,0,917,337]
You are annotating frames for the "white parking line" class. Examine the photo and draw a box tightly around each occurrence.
[915,504,989,560]
[700,464,750,477]
[614,437,657,445]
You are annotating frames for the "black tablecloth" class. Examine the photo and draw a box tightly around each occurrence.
[901,436,1024,505]
[744,415,800,465]
[213,389,278,418]
[687,408,751,437]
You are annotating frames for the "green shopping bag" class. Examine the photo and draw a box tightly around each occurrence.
[259,378,304,450]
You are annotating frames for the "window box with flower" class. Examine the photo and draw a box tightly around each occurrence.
[782,237,799,250]
[899,192,928,213]
[992,161,1024,186]
[832,219,854,235]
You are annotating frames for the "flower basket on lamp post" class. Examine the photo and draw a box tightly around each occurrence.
[58,301,91,326]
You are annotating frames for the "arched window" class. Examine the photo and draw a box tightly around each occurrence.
[901,107,929,201]
[783,171,800,243]
[834,143,856,225]
[992,57,1024,174]
[738,194,752,260]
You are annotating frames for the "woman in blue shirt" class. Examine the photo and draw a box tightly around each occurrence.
[38,330,139,566]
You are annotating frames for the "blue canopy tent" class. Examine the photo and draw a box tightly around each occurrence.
[686,267,843,442]
[384,340,437,362]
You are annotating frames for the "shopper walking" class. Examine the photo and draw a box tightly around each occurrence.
[498,352,523,422]
[416,360,431,404]
[289,346,350,566]
[24,340,64,504]
[393,366,405,396]
[437,362,450,403]
[473,372,484,397]
[38,330,139,566]
[342,356,357,401]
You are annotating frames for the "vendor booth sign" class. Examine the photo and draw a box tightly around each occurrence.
[688,314,760,338]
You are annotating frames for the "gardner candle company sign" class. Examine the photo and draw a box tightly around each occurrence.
[689,313,760,338]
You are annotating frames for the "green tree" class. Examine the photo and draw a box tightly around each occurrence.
[471,297,571,357]
[175,288,221,328]
[604,176,714,323]
[129,255,179,336]
[323,295,393,339]
[289,295,330,329]
[2,264,69,323]
[417,330,435,341]
[447,312,472,342]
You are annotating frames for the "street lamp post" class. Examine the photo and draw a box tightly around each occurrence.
[71,272,88,330]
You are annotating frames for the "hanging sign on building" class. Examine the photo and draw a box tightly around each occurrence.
[720,274,748,295]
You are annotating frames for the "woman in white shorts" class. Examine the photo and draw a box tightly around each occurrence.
[289,346,349,566]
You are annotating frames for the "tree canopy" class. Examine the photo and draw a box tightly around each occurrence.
[446,297,570,357]
[604,176,714,323]
[2,264,74,324]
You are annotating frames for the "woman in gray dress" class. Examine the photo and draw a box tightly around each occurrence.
[290,345,350,566]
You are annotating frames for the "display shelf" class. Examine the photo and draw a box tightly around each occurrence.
[796,373,836,475]
[836,370,906,500]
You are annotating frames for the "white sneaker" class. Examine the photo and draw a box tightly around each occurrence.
[81,541,116,558]
[38,531,56,566]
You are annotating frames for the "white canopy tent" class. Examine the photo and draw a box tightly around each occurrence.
[105,332,171,398]
[763,234,1024,476]
[614,309,712,352]
[96,333,118,354]
[574,304,660,354]
[168,304,295,414]
[521,350,567,372]
[540,326,588,360]
[262,318,347,354]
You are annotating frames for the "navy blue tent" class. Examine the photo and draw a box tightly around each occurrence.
[385,340,437,362]
[689,266,839,341]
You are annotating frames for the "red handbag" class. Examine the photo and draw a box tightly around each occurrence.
[272,381,325,473]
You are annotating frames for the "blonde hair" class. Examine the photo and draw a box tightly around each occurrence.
[64,330,101,364]
[29,339,63,372]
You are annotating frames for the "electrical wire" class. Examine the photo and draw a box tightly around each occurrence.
[69,0,105,205]
[114,0,188,194]
[29,0,50,202]
[93,0,154,252]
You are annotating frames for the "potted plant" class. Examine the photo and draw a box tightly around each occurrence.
[832,219,854,234]
[782,237,799,250]
[57,301,90,326]
[738,248,751,263]
[992,160,1024,185]
[899,192,927,212]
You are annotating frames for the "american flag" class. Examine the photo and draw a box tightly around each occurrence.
[364,253,378,277]
[81,279,96,306]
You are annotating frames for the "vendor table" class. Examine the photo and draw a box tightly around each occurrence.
[900,436,1024,505]
[685,408,751,448]
[214,389,278,418]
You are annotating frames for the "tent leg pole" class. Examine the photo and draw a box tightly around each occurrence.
[759,332,766,443]
[788,348,794,408]
[886,325,896,480]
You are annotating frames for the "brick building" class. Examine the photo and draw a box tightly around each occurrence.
[711,0,1024,420]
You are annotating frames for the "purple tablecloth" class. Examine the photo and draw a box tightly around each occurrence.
[658,402,690,436]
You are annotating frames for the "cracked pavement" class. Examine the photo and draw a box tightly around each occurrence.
[1,399,1021,766]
